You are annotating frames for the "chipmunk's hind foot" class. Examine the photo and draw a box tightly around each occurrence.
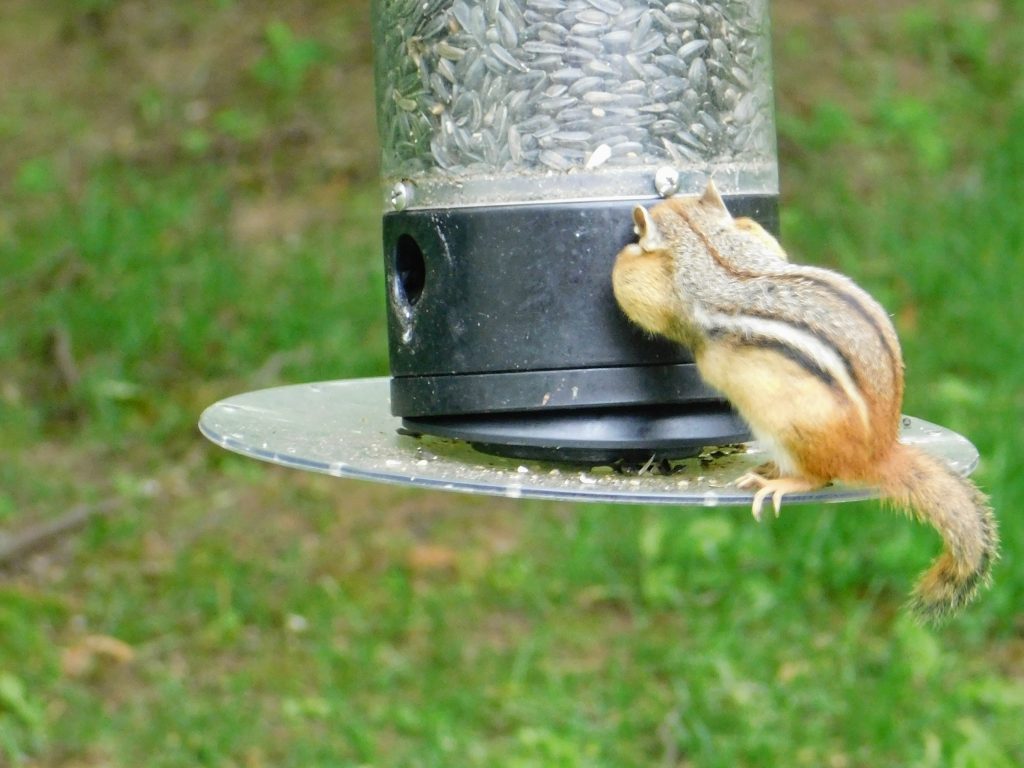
[737,474,822,522]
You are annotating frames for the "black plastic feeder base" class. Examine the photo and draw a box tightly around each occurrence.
[402,403,751,464]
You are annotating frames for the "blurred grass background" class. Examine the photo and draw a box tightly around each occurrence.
[1,0,1022,765]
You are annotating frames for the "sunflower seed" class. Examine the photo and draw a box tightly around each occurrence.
[570,22,606,37]
[508,124,522,162]
[600,29,633,51]
[552,130,592,143]
[677,39,709,60]
[527,0,566,10]
[567,34,604,53]
[613,6,645,26]
[522,40,566,55]
[539,149,573,170]
[575,9,609,25]
[582,91,619,105]
[584,143,612,168]
[583,59,617,76]
[633,31,665,56]
[551,67,585,83]
[488,42,529,72]
[496,12,519,47]
[665,2,701,20]
[586,0,622,14]
[687,57,707,92]
[538,96,576,112]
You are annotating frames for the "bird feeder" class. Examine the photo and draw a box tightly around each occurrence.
[375,0,779,462]
[199,0,980,506]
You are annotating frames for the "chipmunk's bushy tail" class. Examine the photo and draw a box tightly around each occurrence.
[879,443,999,623]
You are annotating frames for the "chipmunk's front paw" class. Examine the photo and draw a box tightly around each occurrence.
[736,474,820,522]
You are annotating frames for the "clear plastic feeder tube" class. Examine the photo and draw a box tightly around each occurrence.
[372,0,778,208]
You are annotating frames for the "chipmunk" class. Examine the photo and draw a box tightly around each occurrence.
[611,180,998,622]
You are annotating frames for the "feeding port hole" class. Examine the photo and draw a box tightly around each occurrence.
[394,233,426,308]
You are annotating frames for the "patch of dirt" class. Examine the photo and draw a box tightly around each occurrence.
[1,1,378,223]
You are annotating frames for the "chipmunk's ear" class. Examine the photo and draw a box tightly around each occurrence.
[699,179,730,216]
[632,205,664,251]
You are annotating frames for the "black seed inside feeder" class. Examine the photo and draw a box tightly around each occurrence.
[373,0,779,462]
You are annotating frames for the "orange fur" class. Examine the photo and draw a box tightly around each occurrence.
[876,444,999,621]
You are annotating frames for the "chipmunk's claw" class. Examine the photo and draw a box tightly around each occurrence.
[736,473,820,522]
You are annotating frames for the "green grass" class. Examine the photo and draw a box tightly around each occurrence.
[1,1,1023,766]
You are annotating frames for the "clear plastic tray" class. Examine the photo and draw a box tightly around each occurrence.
[198,377,979,507]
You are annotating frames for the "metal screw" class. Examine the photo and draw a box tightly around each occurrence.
[654,166,680,198]
[390,181,414,211]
